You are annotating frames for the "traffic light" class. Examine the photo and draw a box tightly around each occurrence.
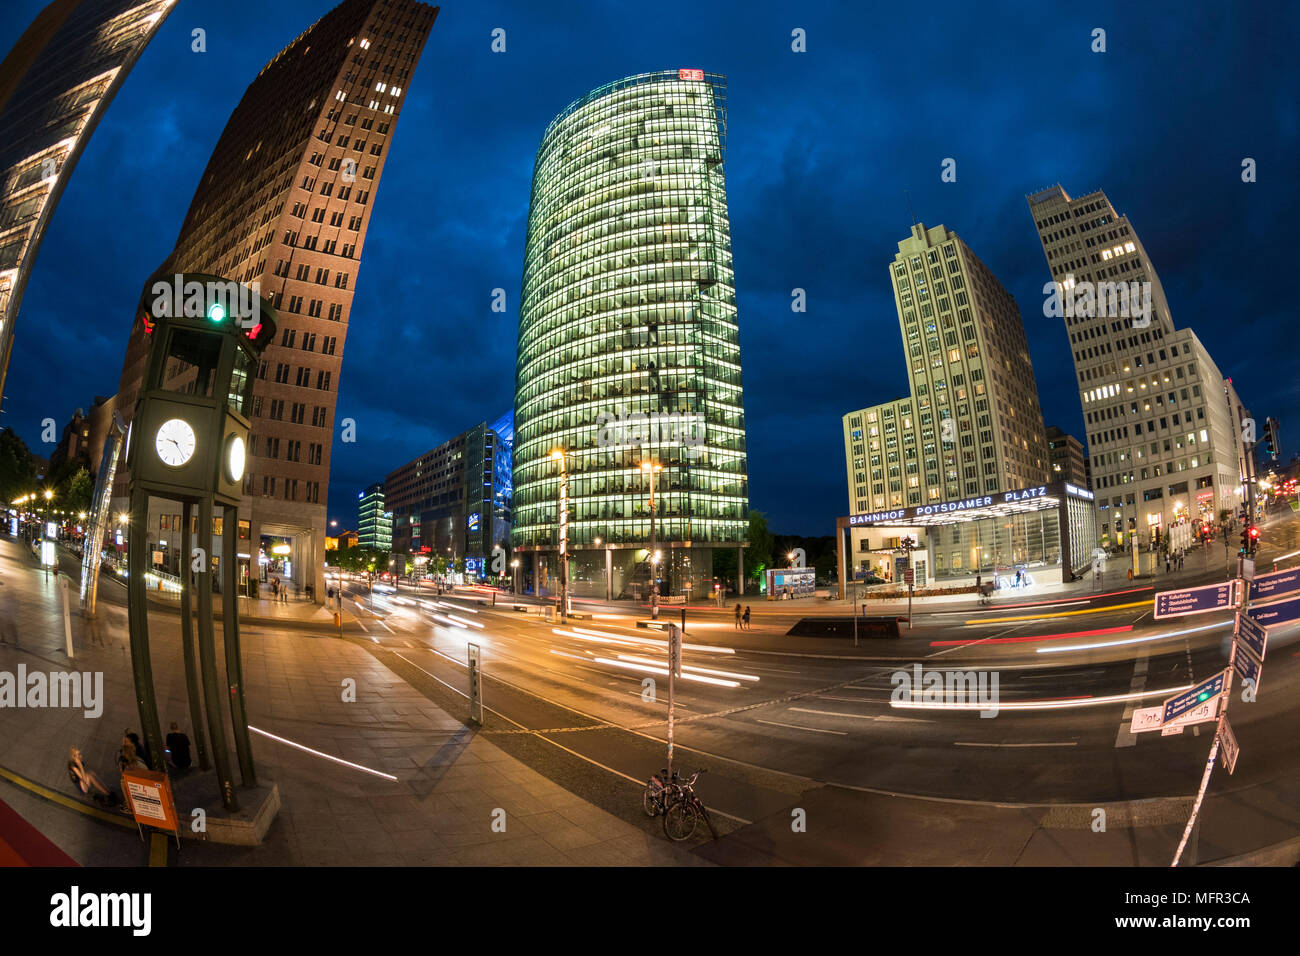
[1263,418,1280,460]
[1240,524,1260,556]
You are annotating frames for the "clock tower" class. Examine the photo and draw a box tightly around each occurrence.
[124,271,276,812]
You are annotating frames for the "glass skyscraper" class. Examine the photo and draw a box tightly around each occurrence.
[513,70,749,600]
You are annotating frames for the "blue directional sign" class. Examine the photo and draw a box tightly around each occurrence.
[1153,581,1236,620]
[1232,644,1261,691]
[1235,611,1269,661]
[1246,593,1300,630]
[1248,566,1300,602]
[1162,669,1228,725]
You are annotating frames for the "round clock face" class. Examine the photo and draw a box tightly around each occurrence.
[155,418,196,467]
[226,434,246,483]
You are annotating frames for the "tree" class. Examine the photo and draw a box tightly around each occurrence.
[746,510,774,584]
[63,467,94,517]
[0,427,37,503]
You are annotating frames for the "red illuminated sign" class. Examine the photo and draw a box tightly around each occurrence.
[678,68,704,81]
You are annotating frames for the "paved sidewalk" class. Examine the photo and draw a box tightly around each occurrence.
[0,535,705,866]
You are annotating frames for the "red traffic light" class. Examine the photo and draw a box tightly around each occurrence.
[1248,526,1260,539]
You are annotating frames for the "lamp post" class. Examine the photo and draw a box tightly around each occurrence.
[550,449,569,623]
[511,558,519,595]
[640,461,663,619]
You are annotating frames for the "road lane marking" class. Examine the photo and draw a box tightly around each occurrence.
[248,726,397,781]
[953,741,1077,748]
[964,599,1152,624]
[789,707,927,723]
[755,719,847,736]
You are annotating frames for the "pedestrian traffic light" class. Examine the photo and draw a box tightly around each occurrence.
[1240,524,1259,555]
[1263,418,1280,459]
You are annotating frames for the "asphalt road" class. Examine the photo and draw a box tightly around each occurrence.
[328,509,1300,832]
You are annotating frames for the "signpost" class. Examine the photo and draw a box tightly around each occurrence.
[467,643,482,725]
[1248,565,1300,601]
[1219,718,1239,774]
[1161,669,1227,725]
[1234,610,1268,661]
[1152,580,1237,620]
[1231,646,1261,694]
[1159,697,1219,735]
[1243,592,1300,630]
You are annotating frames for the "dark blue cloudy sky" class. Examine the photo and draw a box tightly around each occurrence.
[3,0,1296,533]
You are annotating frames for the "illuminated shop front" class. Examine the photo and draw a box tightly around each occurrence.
[835,481,1097,596]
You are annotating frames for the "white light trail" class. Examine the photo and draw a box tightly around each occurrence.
[1037,621,1230,654]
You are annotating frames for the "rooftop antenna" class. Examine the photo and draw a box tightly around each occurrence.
[905,190,918,226]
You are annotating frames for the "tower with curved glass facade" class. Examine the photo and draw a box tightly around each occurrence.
[513,70,749,601]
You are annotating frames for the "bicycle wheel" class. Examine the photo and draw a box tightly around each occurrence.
[663,798,699,841]
[642,779,663,817]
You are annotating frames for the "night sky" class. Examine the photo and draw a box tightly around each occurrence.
[2,0,1296,534]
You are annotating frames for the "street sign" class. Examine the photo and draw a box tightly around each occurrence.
[1153,581,1237,620]
[1232,644,1262,692]
[1159,696,1219,735]
[1219,718,1239,774]
[1246,592,1300,630]
[1162,669,1227,724]
[1129,704,1165,734]
[904,568,914,585]
[1240,557,1256,582]
[1248,565,1300,601]
[1234,611,1269,661]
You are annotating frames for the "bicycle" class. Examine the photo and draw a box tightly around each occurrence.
[661,769,718,842]
[642,767,683,818]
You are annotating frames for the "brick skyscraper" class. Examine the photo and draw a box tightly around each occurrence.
[114,0,437,598]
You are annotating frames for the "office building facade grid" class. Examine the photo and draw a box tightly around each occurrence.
[111,0,437,597]
[512,70,749,595]
[0,0,175,414]
[1027,185,1243,543]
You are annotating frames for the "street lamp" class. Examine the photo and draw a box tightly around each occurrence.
[550,449,569,622]
[640,461,663,619]
[511,558,519,595]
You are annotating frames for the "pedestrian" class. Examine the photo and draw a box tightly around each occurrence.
[124,728,150,770]
[67,746,115,806]
[1015,568,1023,588]
[117,739,145,774]
[166,722,192,771]
[734,603,741,629]
[1165,555,1171,574]
[742,605,751,630]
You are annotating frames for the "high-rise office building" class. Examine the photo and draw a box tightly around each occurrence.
[512,70,749,600]
[0,0,174,414]
[356,481,390,551]
[840,223,1052,583]
[1045,425,1087,486]
[384,417,512,574]
[112,0,437,597]
[1027,185,1243,544]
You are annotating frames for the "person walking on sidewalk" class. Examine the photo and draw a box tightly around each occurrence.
[742,605,751,630]
[734,603,742,629]
[166,722,192,772]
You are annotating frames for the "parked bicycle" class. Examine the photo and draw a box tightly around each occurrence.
[661,769,718,842]
[642,767,683,818]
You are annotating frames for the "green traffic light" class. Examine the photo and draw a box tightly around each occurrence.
[207,302,226,323]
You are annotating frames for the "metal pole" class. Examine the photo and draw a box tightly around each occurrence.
[649,466,659,620]
[126,487,165,775]
[197,495,237,811]
[667,623,679,779]
[60,572,73,659]
[180,501,210,771]
[223,505,256,786]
